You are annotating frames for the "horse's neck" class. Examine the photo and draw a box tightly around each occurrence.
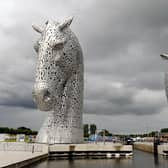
[51,64,83,125]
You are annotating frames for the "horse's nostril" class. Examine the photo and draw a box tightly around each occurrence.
[44,90,50,97]
[32,89,52,102]
[43,90,51,102]
[32,90,36,96]
[32,90,37,102]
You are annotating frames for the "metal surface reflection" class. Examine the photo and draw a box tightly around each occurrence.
[32,17,84,144]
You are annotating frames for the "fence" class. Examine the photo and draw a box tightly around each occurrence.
[0,142,46,153]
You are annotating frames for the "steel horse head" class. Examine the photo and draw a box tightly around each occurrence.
[32,17,84,144]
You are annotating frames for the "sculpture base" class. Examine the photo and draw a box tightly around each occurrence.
[36,127,83,144]
[35,112,83,144]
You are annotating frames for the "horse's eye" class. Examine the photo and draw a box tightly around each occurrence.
[53,43,64,50]
[50,38,66,50]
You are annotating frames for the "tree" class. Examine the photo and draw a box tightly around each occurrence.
[98,129,112,136]
[148,131,158,137]
[0,127,9,133]
[0,127,37,135]
[161,128,168,133]
[17,127,32,135]
[90,124,97,135]
[83,124,89,137]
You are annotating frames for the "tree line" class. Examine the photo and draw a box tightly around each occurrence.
[0,127,37,135]
[1,125,168,137]
[118,128,168,138]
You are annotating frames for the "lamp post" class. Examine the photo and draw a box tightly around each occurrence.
[103,129,106,145]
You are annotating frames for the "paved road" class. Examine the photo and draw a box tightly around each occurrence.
[0,151,47,167]
[0,143,48,167]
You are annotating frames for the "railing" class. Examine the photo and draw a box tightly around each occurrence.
[0,142,46,153]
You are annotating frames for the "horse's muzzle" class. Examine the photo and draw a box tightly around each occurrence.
[32,88,53,111]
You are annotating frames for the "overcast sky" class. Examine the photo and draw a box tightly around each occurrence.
[1,0,168,133]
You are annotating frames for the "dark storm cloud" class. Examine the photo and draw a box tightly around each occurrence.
[0,0,168,130]
[0,106,46,130]
[84,73,166,115]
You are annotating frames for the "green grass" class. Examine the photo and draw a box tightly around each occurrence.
[3,135,34,143]
[5,139,16,142]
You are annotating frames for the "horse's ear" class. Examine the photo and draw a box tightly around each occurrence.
[58,16,73,31]
[160,53,168,60]
[32,24,43,34]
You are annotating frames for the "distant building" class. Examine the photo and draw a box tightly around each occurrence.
[88,134,113,142]
[29,135,36,142]
[0,134,9,142]
[143,137,154,142]
[160,133,168,143]
[88,134,103,141]
[16,134,25,142]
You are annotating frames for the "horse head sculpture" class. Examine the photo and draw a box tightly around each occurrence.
[160,53,168,102]
[32,17,84,144]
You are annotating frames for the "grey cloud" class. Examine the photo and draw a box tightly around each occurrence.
[0,106,46,130]
[0,0,168,132]
[84,74,166,115]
